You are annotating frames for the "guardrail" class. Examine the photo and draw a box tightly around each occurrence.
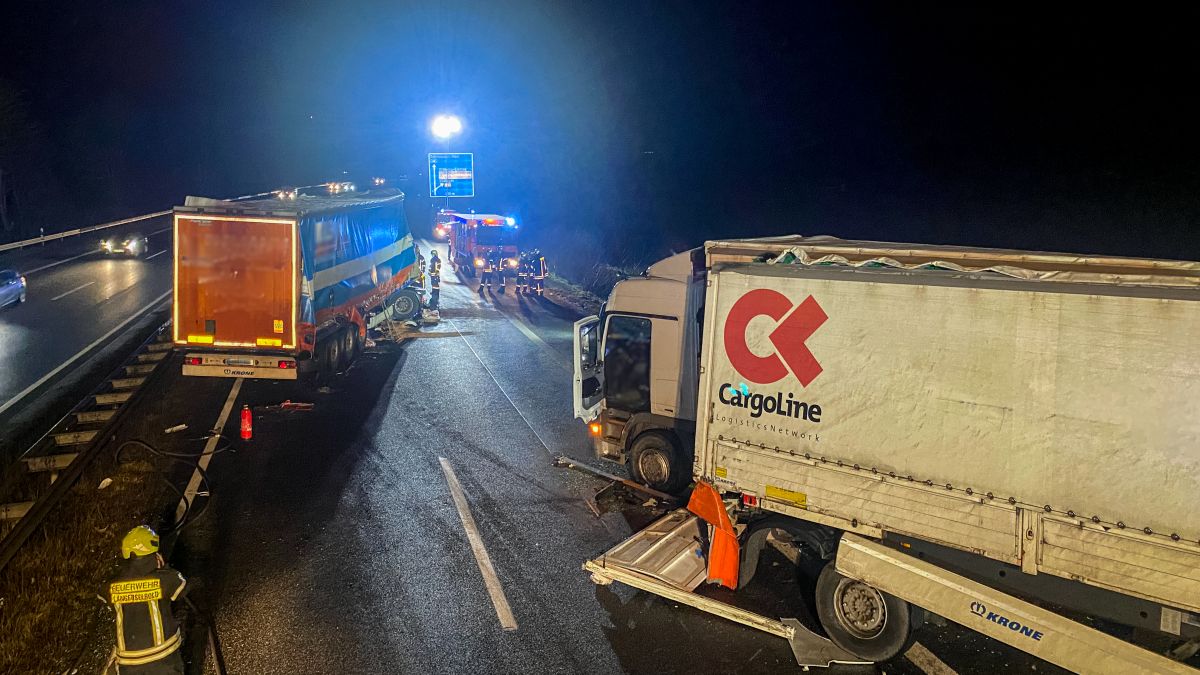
[0,210,172,254]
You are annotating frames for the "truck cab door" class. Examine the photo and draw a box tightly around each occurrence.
[573,315,604,421]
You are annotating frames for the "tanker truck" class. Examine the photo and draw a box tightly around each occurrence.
[573,235,1200,672]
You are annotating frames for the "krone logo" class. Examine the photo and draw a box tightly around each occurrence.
[723,289,828,386]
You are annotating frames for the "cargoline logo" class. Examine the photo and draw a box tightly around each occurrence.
[969,601,1045,641]
[723,289,828,386]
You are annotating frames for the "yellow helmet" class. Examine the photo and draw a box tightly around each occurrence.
[121,525,160,559]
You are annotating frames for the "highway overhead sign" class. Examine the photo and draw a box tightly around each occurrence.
[429,153,474,198]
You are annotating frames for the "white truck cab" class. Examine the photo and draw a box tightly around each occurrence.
[573,249,705,493]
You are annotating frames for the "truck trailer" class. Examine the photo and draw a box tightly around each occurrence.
[173,188,420,381]
[574,236,1200,672]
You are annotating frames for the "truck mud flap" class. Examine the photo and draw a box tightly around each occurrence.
[836,534,1198,675]
[584,509,869,669]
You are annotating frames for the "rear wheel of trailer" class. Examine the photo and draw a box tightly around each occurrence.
[814,556,920,662]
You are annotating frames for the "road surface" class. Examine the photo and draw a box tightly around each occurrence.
[158,240,1076,674]
[0,217,172,418]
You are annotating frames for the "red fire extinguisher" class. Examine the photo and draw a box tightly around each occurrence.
[240,404,253,441]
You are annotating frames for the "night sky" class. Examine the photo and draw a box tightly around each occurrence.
[2,2,1199,268]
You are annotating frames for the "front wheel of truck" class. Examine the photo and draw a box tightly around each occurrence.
[815,562,920,662]
[390,288,421,321]
[628,431,689,495]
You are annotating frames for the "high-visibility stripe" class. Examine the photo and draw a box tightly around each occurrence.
[114,605,126,652]
[171,573,186,601]
[116,631,181,665]
[148,600,164,643]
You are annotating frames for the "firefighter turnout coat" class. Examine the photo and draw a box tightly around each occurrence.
[108,555,187,670]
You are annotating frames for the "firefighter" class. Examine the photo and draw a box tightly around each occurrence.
[497,250,509,295]
[479,250,496,293]
[428,249,442,311]
[528,249,547,296]
[107,526,187,674]
[516,251,530,294]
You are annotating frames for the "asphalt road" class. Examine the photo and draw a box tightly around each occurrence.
[0,217,172,418]
[157,239,1089,675]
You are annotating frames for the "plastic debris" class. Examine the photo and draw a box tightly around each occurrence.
[642,498,658,507]
[97,478,113,490]
[164,424,188,434]
[260,400,314,412]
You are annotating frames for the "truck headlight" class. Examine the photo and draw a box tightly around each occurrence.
[475,258,484,267]
[508,258,518,268]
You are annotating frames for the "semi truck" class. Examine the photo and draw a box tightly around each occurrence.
[574,235,1200,672]
[173,188,420,381]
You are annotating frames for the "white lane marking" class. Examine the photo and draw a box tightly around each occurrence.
[23,249,96,275]
[443,315,554,454]
[50,281,95,301]
[144,250,166,260]
[438,456,519,631]
[175,378,243,523]
[150,226,171,236]
[0,289,172,417]
[905,642,959,675]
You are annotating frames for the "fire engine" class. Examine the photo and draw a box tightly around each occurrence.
[445,212,520,278]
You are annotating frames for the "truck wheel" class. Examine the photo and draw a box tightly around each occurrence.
[390,288,421,321]
[628,431,689,495]
[815,562,919,662]
[318,336,342,385]
[341,327,358,367]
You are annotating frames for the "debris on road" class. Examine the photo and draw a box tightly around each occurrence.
[553,455,677,504]
[163,424,188,434]
[258,400,314,413]
[97,478,113,490]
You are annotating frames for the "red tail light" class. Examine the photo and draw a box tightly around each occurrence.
[278,360,296,369]
[741,492,759,508]
[184,357,203,366]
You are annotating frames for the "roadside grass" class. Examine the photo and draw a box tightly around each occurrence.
[545,261,642,315]
[0,454,174,674]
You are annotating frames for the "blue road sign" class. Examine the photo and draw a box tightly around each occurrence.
[428,153,474,198]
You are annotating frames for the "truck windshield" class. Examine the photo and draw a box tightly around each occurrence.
[603,315,652,413]
[475,226,517,246]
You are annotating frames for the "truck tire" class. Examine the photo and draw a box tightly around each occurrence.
[390,288,421,321]
[815,562,919,662]
[340,326,359,367]
[317,335,342,385]
[628,431,689,495]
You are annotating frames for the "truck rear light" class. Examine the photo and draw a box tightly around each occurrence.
[588,422,602,436]
[184,357,203,366]
[741,492,759,508]
[277,360,296,369]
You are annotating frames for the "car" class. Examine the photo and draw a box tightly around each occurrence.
[0,269,27,307]
[100,232,150,257]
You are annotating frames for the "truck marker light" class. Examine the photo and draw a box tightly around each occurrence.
[187,334,215,344]
[588,422,602,436]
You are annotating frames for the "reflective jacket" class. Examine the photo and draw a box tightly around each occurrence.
[107,556,186,667]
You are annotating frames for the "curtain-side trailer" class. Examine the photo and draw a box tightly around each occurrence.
[574,236,1200,672]
[173,189,420,382]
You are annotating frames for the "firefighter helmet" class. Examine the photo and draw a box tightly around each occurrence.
[121,525,161,559]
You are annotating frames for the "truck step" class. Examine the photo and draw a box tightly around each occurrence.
[136,351,167,363]
[53,430,98,447]
[75,409,115,424]
[146,342,173,352]
[94,391,132,405]
[0,501,34,523]
[24,453,79,473]
[124,363,157,376]
[109,377,146,390]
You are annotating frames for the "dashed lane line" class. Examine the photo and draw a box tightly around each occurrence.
[50,281,95,301]
[438,456,519,631]
[905,642,959,675]
[144,249,167,260]
[0,290,171,417]
[174,378,243,523]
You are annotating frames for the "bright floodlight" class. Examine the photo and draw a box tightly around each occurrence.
[431,115,463,139]
[505,217,516,226]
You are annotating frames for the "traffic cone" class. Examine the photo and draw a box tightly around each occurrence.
[240,404,253,440]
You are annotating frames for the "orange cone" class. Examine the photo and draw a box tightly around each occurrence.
[687,480,739,589]
[240,404,253,440]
